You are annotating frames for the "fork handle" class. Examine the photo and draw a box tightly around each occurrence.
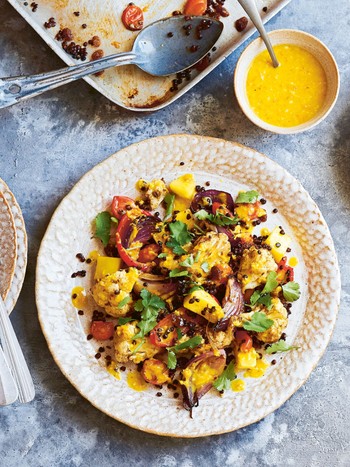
[0,298,35,403]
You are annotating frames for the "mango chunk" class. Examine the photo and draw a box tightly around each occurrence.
[264,226,291,263]
[183,289,224,323]
[235,348,258,370]
[175,209,195,229]
[174,197,191,211]
[94,256,122,281]
[169,174,196,200]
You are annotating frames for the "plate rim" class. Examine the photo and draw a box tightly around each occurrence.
[35,134,341,437]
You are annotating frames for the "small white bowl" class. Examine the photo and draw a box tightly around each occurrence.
[234,29,340,134]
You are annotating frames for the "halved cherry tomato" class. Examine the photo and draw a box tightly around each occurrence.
[235,330,253,352]
[90,321,115,340]
[122,3,144,31]
[111,196,137,220]
[141,358,170,385]
[277,256,294,283]
[138,244,160,263]
[150,315,179,347]
[184,0,207,16]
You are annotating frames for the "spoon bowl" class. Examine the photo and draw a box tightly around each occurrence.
[0,16,223,109]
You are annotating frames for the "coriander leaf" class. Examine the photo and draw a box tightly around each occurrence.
[213,362,236,391]
[282,281,301,302]
[117,296,131,309]
[194,209,211,221]
[133,289,166,338]
[235,190,259,204]
[158,252,167,258]
[110,216,119,224]
[164,193,175,221]
[165,239,187,255]
[250,290,261,307]
[257,293,272,309]
[194,209,238,227]
[95,211,111,246]
[169,268,189,278]
[176,328,183,340]
[131,338,145,354]
[194,252,201,262]
[262,271,278,294]
[117,317,133,325]
[265,340,300,354]
[180,255,194,267]
[189,284,204,294]
[167,350,177,370]
[201,262,210,273]
[169,221,192,245]
[243,312,274,332]
[172,335,203,352]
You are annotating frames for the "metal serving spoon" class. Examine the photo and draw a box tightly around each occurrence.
[237,0,279,67]
[0,16,223,109]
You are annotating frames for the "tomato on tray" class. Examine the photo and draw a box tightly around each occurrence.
[111,196,137,219]
[184,0,207,16]
[150,315,179,347]
[90,321,114,340]
[235,330,253,352]
[122,3,144,31]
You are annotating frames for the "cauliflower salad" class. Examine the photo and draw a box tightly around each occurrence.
[72,174,301,415]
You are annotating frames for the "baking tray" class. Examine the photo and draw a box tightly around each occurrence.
[7,0,290,111]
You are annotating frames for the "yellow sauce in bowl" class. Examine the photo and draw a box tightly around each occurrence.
[246,44,327,127]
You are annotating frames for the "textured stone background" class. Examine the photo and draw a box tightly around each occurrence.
[0,0,349,465]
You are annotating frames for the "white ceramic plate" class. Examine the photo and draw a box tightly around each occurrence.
[0,192,16,301]
[0,178,28,314]
[36,135,340,437]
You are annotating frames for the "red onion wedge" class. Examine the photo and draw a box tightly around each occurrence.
[215,278,244,331]
[191,190,235,213]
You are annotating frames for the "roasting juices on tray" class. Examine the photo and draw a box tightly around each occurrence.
[71,174,301,416]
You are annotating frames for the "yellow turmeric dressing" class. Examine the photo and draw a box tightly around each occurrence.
[244,358,270,378]
[127,370,148,391]
[246,44,327,127]
[88,250,100,261]
[289,256,298,267]
[107,362,121,380]
[231,379,245,392]
[71,286,87,308]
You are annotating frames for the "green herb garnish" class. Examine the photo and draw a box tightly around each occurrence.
[117,317,133,325]
[95,211,112,246]
[166,221,192,255]
[201,262,210,273]
[172,335,203,352]
[169,268,189,278]
[249,272,278,309]
[117,296,131,309]
[265,340,299,354]
[131,338,145,354]
[194,209,238,226]
[235,190,259,204]
[213,362,236,391]
[164,193,175,221]
[180,255,195,267]
[188,284,204,294]
[282,281,301,302]
[133,289,166,339]
[243,312,274,332]
[167,350,177,370]
[158,252,167,258]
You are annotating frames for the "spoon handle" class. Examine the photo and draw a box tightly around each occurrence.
[0,345,18,406]
[237,0,279,67]
[0,52,137,109]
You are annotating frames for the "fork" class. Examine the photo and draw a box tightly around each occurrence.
[0,294,35,403]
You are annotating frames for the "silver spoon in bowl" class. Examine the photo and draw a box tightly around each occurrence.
[237,0,279,67]
[0,16,223,109]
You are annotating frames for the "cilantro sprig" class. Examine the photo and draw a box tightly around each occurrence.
[213,362,236,391]
[133,289,166,339]
[117,296,131,309]
[166,336,203,369]
[166,221,192,255]
[163,193,175,221]
[194,209,238,226]
[282,281,301,302]
[243,312,274,332]
[265,340,300,354]
[169,268,189,278]
[235,190,259,204]
[94,211,112,246]
[249,271,278,309]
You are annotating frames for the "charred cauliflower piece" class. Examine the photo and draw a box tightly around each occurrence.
[136,178,168,210]
[238,246,277,291]
[187,232,231,283]
[91,268,139,317]
[255,297,288,343]
[114,321,159,364]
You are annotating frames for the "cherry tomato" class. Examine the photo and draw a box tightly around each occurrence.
[235,330,253,352]
[111,196,137,220]
[138,244,160,263]
[150,315,179,347]
[90,321,115,340]
[141,358,170,385]
[122,3,144,31]
[277,256,294,283]
[184,0,207,16]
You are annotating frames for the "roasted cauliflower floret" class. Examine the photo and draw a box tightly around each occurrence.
[207,324,234,349]
[255,297,288,343]
[238,246,277,291]
[91,268,139,317]
[114,321,159,363]
[136,178,168,210]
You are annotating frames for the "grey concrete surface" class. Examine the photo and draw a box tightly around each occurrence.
[0,0,349,465]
